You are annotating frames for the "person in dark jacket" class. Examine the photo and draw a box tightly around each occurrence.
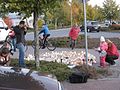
[13,21,27,67]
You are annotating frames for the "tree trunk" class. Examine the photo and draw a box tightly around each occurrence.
[55,18,58,29]
[33,11,40,68]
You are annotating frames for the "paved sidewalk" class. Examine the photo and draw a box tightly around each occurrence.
[62,78,120,90]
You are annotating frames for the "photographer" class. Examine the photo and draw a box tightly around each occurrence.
[13,21,27,67]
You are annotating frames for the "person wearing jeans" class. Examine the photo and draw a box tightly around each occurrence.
[16,43,25,67]
[13,21,27,67]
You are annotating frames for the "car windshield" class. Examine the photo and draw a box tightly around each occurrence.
[91,22,99,25]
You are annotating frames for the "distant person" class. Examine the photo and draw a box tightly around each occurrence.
[105,39,119,65]
[38,23,50,49]
[13,21,27,67]
[69,23,80,47]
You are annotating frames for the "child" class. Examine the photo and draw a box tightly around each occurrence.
[0,47,11,66]
[69,23,80,47]
[96,36,108,67]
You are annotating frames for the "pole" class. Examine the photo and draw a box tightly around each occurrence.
[83,0,88,66]
[68,0,72,27]
[70,1,72,27]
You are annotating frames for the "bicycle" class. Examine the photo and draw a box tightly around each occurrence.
[32,36,56,51]
[0,35,28,53]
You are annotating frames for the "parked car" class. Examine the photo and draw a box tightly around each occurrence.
[80,21,101,32]
[0,18,11,42]
[104,20,111,27]
[0,66,64,90]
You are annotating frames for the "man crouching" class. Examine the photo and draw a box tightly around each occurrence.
[0,47,11,66]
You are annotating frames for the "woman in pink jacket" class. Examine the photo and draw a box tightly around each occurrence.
[69,24,80,48]
[105,39,119,65]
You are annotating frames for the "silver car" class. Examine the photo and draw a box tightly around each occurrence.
[0,66,64,90]
[80,21,101,32]
[0,18,11,42]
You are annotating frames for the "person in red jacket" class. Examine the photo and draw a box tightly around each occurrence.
[105,39,119,65]
[69,23,80,47]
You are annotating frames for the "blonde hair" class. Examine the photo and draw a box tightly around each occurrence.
[106,39,112,44]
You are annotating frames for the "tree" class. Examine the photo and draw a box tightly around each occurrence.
[102,0,120,22]
[0,0,59,68]
[94,5,104,21]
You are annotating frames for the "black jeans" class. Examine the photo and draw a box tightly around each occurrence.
[43,34,50,46]
[105,55,118,65]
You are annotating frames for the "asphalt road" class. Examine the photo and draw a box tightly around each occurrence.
[25,28,120,40]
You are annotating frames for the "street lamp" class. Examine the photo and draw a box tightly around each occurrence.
[83,0,88,66]
[68,0,72,27]
[78,0,89,66]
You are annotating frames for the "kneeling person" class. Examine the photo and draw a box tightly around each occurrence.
[0,48,11,66]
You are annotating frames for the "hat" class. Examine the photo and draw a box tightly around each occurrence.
[100,36,105,42]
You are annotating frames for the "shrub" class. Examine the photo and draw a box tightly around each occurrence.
[73,65,99,79]
[10,59,72,81]
[38,61,72,81]
[10,59,116,81]
[96,68,113,78]
[48,23,55,29]
[109,24,120,30]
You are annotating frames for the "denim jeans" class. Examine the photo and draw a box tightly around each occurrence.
[12,38,16,52]
[16,43,25,67]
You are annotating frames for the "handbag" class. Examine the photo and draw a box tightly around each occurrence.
[69,72,88,83]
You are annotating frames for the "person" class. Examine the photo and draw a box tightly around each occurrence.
[8,28,16,52]
[99,36,108,67]
[0,47,11,66]
[105,39,119,65]
[69,23,80,47]
[13,21,27,67]
[38,23,50,49]
[96,36,108,67]
[2,16,13,29]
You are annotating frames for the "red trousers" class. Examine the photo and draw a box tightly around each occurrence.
[100,56,106,67]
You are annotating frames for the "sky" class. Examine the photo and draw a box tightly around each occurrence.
[88,0,120,7]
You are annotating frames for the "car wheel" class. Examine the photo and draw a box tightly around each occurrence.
[97,27,101,32]
[87,28,91,32]
[97,30,99,32]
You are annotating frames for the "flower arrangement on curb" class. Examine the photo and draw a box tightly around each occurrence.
[25,51,96,66]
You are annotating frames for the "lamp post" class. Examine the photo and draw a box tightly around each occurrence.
[83,0,88,66]
[69,0,72,27]
[78,0,89,66]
